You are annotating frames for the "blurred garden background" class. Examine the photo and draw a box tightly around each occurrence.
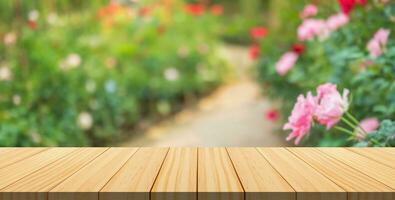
[0,0,394,147]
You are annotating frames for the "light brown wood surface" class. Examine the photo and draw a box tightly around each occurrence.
[289,148,394,200]
[151,147,197,200]
[257,148,346,200]
[348,148,395,169]
[49,148,138,200]
[0,147,394,200]
[320,148,395,190]
[100,147,169,200]
[227,148,294,200]
[0,148,47,169]
[198,148,244,200]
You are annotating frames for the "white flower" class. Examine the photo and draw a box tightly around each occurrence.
[66,53,81,68]
[164,67,179,81]
[28,10,39,21]
[85,80,96,93]
[4,32,17,46]
[12,94,21,105]
[0,65,12,81]
[47,13,58,25]
[77,112,93,130]
[29,130,42,143]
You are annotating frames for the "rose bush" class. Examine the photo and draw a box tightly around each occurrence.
[257,0,395,146]
[0,1,229,146]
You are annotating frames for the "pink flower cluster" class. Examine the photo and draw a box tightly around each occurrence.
[275,52,299,76]
[300,4,318,19]
[367,28,390,58]
[356,117,380,140]
[298,13,349,41]
[284,83,349,145]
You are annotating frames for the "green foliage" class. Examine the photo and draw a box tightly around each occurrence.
[355,120,395,147]
[257,1,395,146]
[0,1,229,146]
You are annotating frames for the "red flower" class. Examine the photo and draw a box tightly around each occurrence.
[139,7,152,16]
[338,0,367,15]
[210,4,223,16]
[265,109,279,122]
[249,45,260,60]
[292,44,305,55]
[28,20,37,30]
[250,27,267,40]
[156,25,166,35]
[97,3,122,18]
[184,4,205,16]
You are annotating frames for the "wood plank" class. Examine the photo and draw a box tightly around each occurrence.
[0,148,47,169]
[257,148,346,200]
[0,148,76,190]
[227,148,295,200]
[289,148,394,200]
[348,148,395,169]
[198,147,244,200]
[151,147,197,200]
[0,148,108,200]
[100,147,169,200]
[49,148,138,200]
[320,148,395,190]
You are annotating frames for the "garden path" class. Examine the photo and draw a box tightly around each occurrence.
[121,45,288,147]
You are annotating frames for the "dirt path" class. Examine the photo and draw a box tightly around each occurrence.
[121,45,288,146]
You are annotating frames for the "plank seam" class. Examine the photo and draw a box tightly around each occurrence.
[285,148,350,196]
[318,148,395,191]
[98,147,140,197]
[225,147,246,200]
[346,148,395,170]
[196,147,198,200]
[254,148,298,199]
[0,148,79,191]
[149,147,170,199]
[45,148,111,200]
[0,148,48,170]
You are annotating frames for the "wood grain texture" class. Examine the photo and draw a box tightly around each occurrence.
[289,148,394,200]
[198,148,244,200]
[0,148,47,169]
[227,148,295,200]
[100,147,169,200]
[151,147,197,200]
[49,148,138,200]
[0,147,393,200]
[348,148,395,169]
[257,148,346,200]
[0,148,76,190]
[0,148,108,200]
[320,148,395,190]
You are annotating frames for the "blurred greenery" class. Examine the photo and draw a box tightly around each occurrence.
[0,0,235,146]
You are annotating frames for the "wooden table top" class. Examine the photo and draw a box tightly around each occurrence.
[0,147,394,200]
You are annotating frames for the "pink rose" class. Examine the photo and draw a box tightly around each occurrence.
[275,52,298,76]
[315,83,349,129]
[284,92,317,145]
[326,13,349,32]
[360,117,380,133]
[356,117,379,140]
[300,4,318,19]
[298,19,329,41]
[367,28,390,58]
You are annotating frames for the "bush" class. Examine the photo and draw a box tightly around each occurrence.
[0,1,229,146]
[257,1,395,146]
